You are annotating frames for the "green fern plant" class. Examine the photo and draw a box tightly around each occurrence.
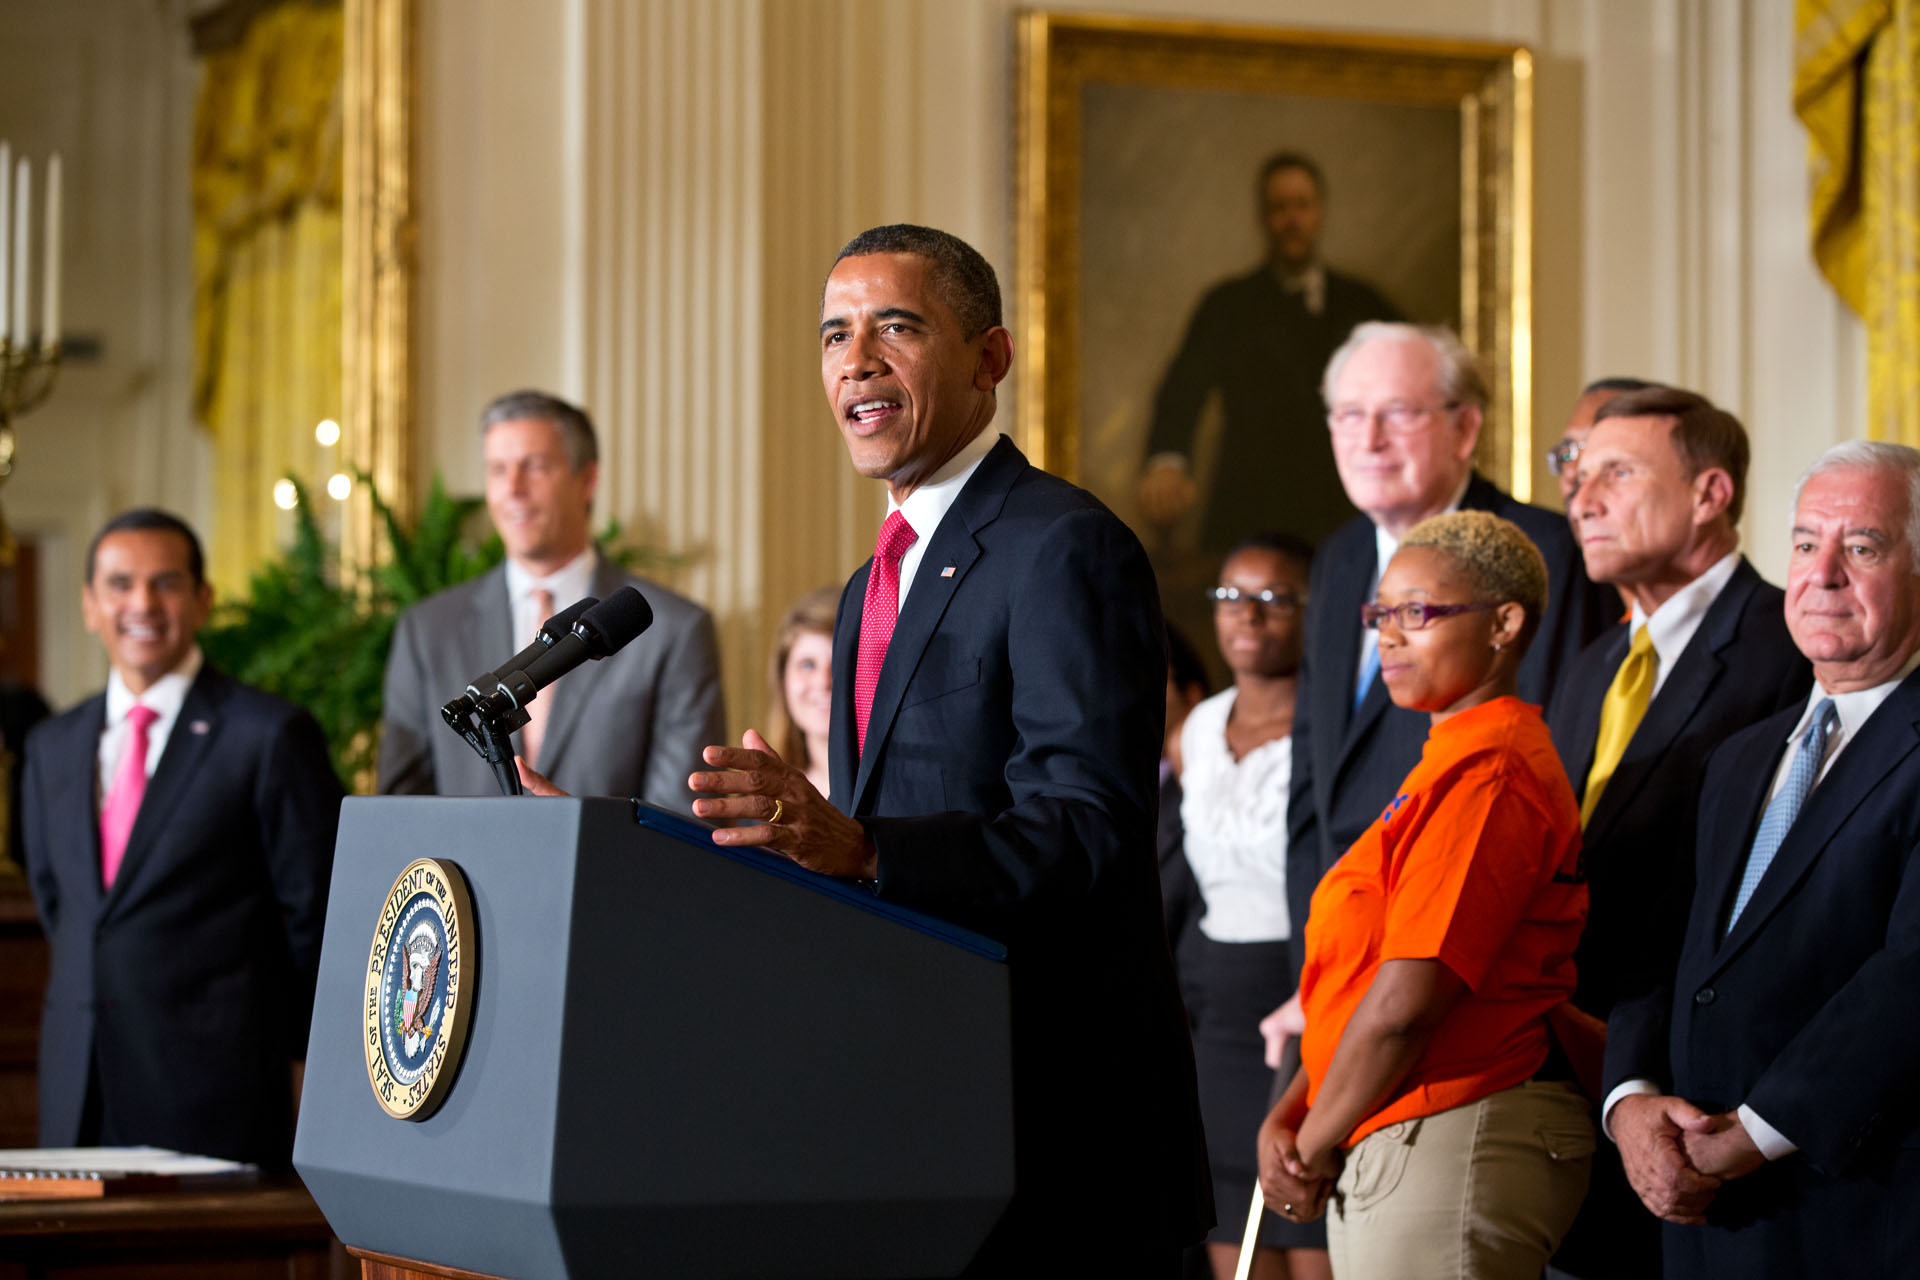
[199,474,501,790]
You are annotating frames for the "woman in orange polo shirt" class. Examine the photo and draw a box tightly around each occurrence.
[1256,510,1593,1279]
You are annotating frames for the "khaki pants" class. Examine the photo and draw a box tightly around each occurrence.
[1326,1079,1594,1280]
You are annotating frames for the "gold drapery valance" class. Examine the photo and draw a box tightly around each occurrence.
[193,0,344,597]
[1795,0,1920,444]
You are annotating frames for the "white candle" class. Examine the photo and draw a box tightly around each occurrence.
[42,153,59,350]
[10,160,27,349]
[0,144,10,348]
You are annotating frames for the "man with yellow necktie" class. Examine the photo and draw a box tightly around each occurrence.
[1543,387,1810,1280]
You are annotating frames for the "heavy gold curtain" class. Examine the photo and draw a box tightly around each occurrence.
[194,1,344,597]
[1795,0,1920,443]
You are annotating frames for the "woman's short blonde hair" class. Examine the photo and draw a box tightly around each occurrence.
[1397,511,1549,646]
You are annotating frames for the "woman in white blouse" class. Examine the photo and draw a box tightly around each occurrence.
[1180,532,1328,1280]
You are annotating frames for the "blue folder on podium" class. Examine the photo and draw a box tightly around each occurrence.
[294,796,1014,1279]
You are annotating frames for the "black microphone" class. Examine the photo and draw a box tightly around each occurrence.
[470,586,655,723]
[462,595,599,704]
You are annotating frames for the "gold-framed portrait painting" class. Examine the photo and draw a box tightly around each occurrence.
[1014,11,1531,659]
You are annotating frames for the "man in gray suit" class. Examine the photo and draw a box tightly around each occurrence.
[378,390,724,810]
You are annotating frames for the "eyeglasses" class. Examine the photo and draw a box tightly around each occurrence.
[1545,438,1583,477]
[1360,600,1497,631]
[1208,586,1304,613]
[1326,402,1460,436]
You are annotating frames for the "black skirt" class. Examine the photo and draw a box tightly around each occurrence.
[1191,935,1325,1250]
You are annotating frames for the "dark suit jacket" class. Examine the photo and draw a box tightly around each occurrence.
[829,436,1211,1257]
[1544,558,1808,1280]
[1604,671,1920,1280]
[379,551,724,810]
[21,665,341,1166]
[1157,769,1206,1025]
[1550,557,1811,1017]
[1146,265,1399,550]
[1285,472,1611,963]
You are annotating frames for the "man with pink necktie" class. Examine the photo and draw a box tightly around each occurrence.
[21,510,341,1166]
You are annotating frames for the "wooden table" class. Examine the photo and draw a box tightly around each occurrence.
[0,1179,350,1279]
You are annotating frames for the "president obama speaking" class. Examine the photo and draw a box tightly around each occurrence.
[688,225,1212,1271]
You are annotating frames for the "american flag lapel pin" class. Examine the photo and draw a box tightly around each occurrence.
[940,566,956,578]
[190,720,211,735]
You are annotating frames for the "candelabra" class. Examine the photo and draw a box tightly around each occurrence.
[0,340,58,562]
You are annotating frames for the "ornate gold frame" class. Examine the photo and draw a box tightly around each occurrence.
[342,0,416,555]
[1014,12,1534,498]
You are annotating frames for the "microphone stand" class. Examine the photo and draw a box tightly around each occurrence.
[440,691,529,796]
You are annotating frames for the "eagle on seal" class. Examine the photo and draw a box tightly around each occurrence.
[399,933,441,1040]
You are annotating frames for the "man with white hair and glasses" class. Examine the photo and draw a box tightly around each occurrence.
[1273,323,1610,1065]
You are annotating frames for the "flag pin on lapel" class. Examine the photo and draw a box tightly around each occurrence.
[190,720,210,735]
[940,566,956,577]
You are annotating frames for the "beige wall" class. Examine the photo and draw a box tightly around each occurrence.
[417,0,1861,737]
[0,0,204,708]
[3,0,1864,715]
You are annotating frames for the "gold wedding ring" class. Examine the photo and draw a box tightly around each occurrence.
[769,798,785,825]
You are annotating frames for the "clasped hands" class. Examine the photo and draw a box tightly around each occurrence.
[516,729,877,879]
[1610,1093,1766,1225]
[1256,1108,1340,1224]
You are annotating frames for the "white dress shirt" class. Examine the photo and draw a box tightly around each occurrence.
[1630,549,1741,699]
[1176,689,1292,942]
[97,647,204,810]
[1603,645,1920,1160]
[890,428,1000,609]
[504,547,598,646]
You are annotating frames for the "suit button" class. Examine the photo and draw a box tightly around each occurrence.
[1694,987,1716,1006]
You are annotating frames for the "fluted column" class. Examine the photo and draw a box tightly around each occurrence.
[574,0,1002,738]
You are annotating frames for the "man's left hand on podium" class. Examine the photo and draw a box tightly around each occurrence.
[691,731,878,880]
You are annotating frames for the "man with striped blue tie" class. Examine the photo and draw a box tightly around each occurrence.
[1602,440,1920,1280]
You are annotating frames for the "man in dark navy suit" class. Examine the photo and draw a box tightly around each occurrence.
[1603,441,1920,1280]
[1545,388,1809,1279]
[1283,323,1610,979]
[22,510,340,1166]
[686,225,1211,1273]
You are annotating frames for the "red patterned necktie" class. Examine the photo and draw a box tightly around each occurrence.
[99,703,159,888]
[854,511,918,755]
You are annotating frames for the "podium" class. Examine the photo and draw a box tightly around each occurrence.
[294,797,1013,1279]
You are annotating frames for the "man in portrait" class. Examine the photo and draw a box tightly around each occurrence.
[1137,151,1402,553]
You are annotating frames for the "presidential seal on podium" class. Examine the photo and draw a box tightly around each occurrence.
[364,858,475,1120]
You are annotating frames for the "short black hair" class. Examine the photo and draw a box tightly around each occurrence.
[1581,376,1657,397]
[1223,530,1316,578]
[830,224,1002,337]
[479,389,599,471]
[87,508,206,586]
[1258,152,1326,206]
[1165,621,1212,698]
